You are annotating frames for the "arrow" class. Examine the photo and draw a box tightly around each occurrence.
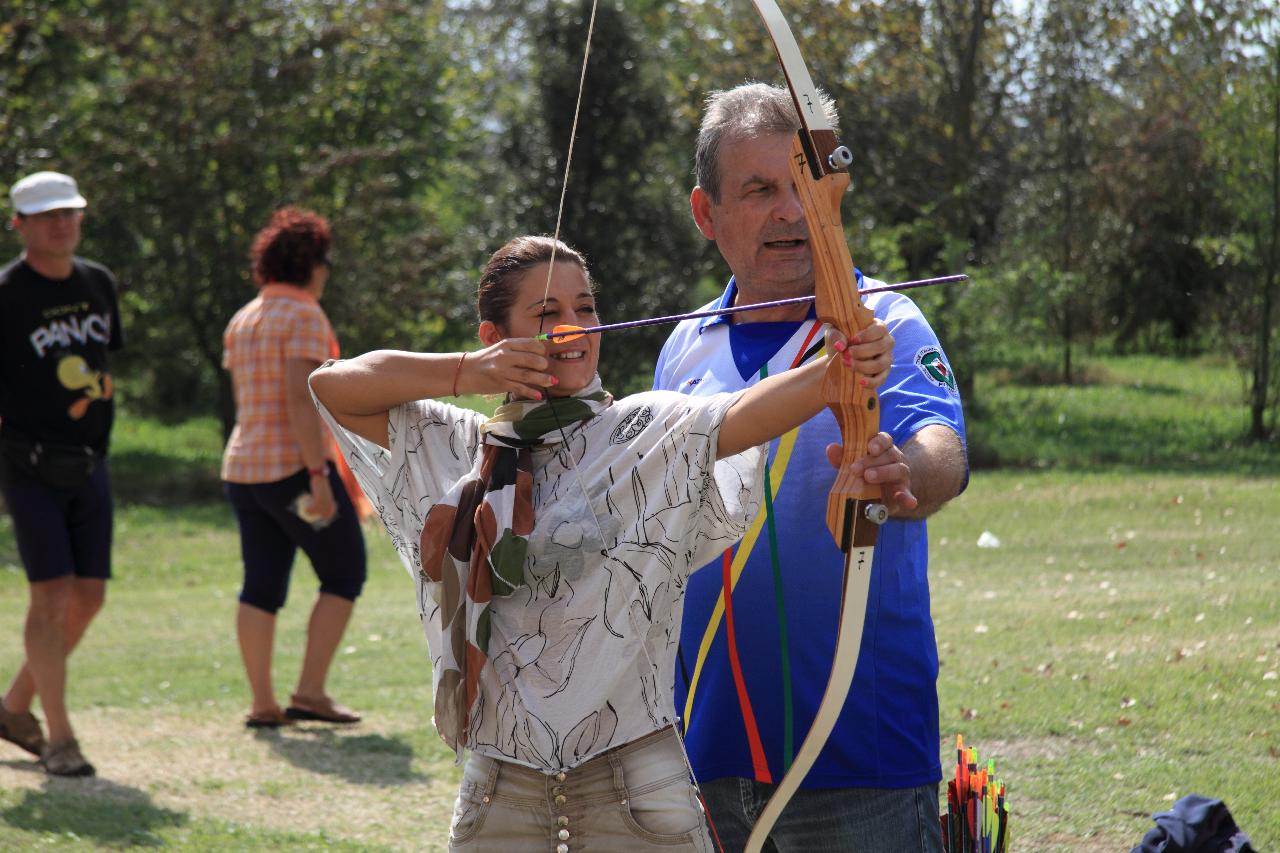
[536,273,967,342]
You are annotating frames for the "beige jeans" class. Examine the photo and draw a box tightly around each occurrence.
[448,726,713,852]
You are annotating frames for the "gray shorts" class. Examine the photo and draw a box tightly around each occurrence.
[449,726,713,852]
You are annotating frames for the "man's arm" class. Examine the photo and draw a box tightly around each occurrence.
[894,423,966,519]
[834,422,967,519]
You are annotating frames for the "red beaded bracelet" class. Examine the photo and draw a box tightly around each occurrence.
[308,464,329,478]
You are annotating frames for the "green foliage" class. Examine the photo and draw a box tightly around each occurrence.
[463,0,711,393]
[2,1,1279,427]
[3,0,464,428]
[109,410,227,504]
[967,352,1279,472]
[1194,13,1280,438]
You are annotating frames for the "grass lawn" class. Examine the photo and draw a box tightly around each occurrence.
[1,354,1277,850]
[931,470,1279,851]
[0,501,457,851]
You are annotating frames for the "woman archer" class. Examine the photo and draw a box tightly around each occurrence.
[309,235,893,851]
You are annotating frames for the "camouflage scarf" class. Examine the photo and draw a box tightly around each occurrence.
[417,376,612,751]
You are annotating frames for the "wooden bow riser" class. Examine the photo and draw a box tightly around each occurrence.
[787,135,882,552]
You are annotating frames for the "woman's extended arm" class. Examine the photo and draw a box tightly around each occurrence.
[717,322,893,459]
[309,341,560,448]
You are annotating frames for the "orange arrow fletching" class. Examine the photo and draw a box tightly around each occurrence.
[539,324,586,343]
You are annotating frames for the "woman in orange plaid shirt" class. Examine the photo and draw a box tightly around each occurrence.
[221,207,368,729]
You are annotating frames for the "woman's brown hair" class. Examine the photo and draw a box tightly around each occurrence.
[476,235,591,327]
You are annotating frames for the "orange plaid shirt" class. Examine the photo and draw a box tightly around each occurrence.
[221,285,334,484]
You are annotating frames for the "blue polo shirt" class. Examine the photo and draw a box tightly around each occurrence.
[653,275,966,788]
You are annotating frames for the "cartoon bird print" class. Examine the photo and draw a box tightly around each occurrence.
[57,355,113,420]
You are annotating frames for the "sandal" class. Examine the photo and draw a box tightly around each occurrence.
[245,707,294,729]
[0,705,46,758]
[285,694,362,724]
[41,738,95,777]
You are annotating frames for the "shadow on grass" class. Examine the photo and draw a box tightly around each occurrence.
[109,448,223,507]
[256,726,431,787]
[0,774,187,846]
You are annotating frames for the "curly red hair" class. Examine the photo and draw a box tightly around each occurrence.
[250,207,331,286]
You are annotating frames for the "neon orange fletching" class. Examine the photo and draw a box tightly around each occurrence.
[542,324,585,343]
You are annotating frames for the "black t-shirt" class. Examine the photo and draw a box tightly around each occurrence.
[0,255,124,454]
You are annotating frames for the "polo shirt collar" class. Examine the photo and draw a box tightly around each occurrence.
[699,271,866,333]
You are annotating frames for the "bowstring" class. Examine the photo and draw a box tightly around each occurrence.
[537,0,599,331]
[533,1,716,838]
[536,0,600,535]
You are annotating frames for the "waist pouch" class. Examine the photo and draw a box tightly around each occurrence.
[0,434,101,492]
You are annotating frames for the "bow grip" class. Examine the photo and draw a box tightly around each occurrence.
[787,134,886,552]
[822,358,884,551]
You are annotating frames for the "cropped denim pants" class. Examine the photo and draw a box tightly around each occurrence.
[698,775,944,853]
[449,726,712,852]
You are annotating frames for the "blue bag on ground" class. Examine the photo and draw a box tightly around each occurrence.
[1130,794,1255,853]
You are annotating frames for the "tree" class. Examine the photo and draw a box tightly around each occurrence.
[39,1,460,432]
[0,0,109,186]
[1148,0,1279,439]
[996,0,1133,384]
[469,0,705,391]
[1200,7,1280,439]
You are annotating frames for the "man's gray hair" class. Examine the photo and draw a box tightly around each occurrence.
[694,82,839,202]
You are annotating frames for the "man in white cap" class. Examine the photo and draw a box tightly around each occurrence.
[0,170,124,777]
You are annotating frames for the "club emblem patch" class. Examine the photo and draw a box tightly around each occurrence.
[914,346,957,394]
[610,405,653,444]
